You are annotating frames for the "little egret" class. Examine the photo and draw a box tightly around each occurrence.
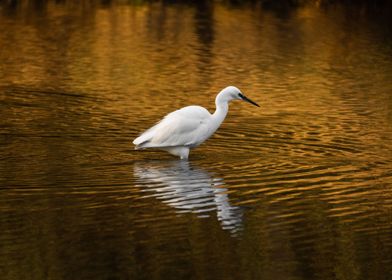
[133,86,259,159]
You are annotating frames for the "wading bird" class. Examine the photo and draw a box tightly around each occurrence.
[133,86,259,159]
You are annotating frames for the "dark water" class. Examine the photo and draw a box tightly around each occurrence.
[1,1,392,279]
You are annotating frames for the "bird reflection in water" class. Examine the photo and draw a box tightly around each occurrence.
[133,161,242,234]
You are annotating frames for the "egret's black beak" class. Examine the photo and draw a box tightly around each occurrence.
[239,93,260,107]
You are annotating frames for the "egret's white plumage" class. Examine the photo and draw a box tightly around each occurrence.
[133,86,259,159]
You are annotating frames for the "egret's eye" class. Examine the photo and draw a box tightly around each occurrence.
[238,93,244,99]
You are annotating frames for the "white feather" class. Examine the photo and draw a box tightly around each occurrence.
[133,106,211,148]
[132,86,259,159]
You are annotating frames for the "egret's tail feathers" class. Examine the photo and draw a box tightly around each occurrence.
[133,137,148,148]
[133,131,154,149]
[133,141,151,150]
[133,130,148,143]
[133,123,159,147]
[133,137,145,146]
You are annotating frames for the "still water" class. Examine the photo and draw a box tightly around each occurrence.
[1,1,392,279]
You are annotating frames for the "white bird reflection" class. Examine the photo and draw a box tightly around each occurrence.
[133,161,242,234]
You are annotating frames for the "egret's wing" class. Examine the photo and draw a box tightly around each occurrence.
[133,106,211,148]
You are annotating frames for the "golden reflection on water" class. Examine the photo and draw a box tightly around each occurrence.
[1,1,392,279]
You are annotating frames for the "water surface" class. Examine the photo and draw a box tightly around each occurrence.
[1,1,392,279]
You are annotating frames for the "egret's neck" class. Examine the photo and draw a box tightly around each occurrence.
[212,95,229,128]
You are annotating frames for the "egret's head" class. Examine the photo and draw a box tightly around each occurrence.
[220,86,260,107]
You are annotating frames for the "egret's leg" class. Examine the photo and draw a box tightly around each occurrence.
[179,148,190,160]
[162,147,190,160]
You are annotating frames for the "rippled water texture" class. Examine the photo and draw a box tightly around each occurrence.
[1,1,392,279]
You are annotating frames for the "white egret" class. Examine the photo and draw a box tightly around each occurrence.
[133,86,259,159]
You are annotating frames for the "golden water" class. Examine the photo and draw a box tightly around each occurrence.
[1,1,392,279]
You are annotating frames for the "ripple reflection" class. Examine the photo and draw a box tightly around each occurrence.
[134,161,242,234]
